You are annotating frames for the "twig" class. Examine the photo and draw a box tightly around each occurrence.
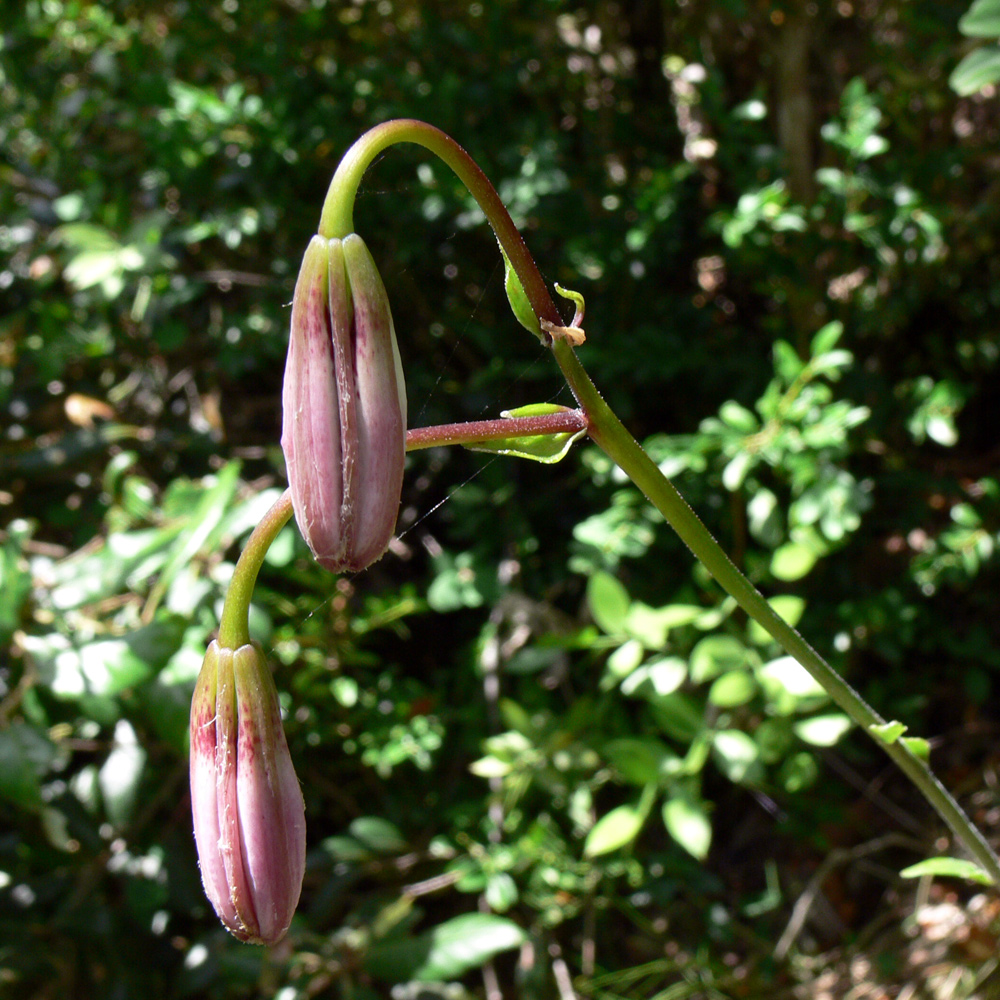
[550,940,578,1000]
[774,832,925,960]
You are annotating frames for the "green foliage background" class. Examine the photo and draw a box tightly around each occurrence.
[3,1,1000,997]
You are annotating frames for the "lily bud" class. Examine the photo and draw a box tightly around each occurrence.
[281,233,406,572]
[189,640,306,945]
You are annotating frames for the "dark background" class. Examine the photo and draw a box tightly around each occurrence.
[2,1,1000,997]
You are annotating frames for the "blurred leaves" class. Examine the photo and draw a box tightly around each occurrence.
[953,0,1000,92]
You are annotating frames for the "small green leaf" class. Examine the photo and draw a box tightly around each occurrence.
[719,401,758,433]
[773,339,804,382]
[771,542,818,581]
[778,751,820,792]
[144,461,242,618]
[99,720,146,829]
[649,693,704,743]
[758,656,829,715]
[708,670,757,708]
[959,0,1000,37]
[468,404,585,464]
[794,713,852,747]
[36,616,186,700]
[869,721,907,744]
[950,44,1000,95]
[584,793,653,857]
[504,402,564,418]
[621,656,687,698]
[366,912,526,982]
[349,817,407,854]
[485,872,518,912]
[900,857,993,886]
[624,602,702,647]
[604,737,675,785]
[722,450,753,491]
[427,551,488,611]
[588,571,631,635]
[810,320,843,356]
[712,729,762,784]
[469,755,513,778]
[690,635,747,683]
[322,835,373,861]
[663,796,712,860]
[418,914,525,979]
[755,718,794,764]
[603,638,644,688]
[501,246,544,341]
[0,722,58,811]
[901,736,931,761]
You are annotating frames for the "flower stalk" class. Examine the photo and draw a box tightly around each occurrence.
[199,119,1000,949]
[550,336,1000,885]
[313,118,1000,885]
[318,119,564,338]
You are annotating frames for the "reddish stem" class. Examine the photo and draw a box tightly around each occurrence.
[405,410,587,451]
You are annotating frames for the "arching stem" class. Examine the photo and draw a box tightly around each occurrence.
[318,119,563,335]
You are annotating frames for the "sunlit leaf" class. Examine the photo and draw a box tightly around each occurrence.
[959,0,1000,37]
[950,45,1000,94]
[770,542,818,581]
[366,913,526,982]
[663,796,712,860]
[603,638,645,687]
[467,404,585,464]
[99,720,147,829]
[868,721,907,744]
[690,635,747,683]
[485,873,518,912]
[712,729,762,784]
[902,736,931,761]
[794,713,853,747]
[584,803,647,857]
[900,857,993,885]
[588,571,631,635]
[708,670,756,708]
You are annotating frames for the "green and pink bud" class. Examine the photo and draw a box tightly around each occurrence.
[281,234,406,573]
[189,640,306,945]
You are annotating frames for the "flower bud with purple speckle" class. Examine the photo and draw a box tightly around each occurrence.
[190,640,306,945]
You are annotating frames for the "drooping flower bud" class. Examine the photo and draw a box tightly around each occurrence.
[189,640,306,945]
[281,233,406,572]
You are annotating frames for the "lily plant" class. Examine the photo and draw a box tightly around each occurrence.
[190,119,1000,944]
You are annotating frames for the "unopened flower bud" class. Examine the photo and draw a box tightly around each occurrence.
[281,234,406,572]
[189,640,306,945]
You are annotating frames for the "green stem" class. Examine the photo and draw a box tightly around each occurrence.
[318,119,564,333]
[306,119,999,880]
[217,415,584,645]
[218,490,294,649]
[551,338,1000,884]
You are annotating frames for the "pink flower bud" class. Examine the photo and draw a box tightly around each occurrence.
[189,640,306,945]
[281,233,406,572]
